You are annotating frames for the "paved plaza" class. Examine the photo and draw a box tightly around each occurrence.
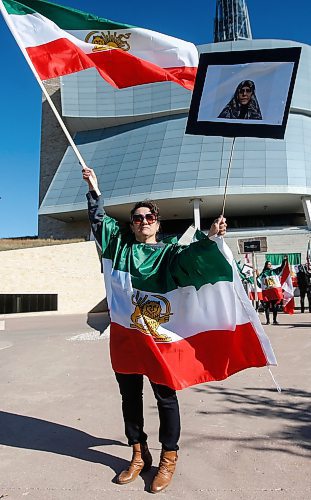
[0,312,310,499]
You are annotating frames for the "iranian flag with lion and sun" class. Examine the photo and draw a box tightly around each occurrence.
[101,216,277,390]
[1,0,198,89]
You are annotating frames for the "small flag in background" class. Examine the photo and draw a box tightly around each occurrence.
[280,261,295,314]
[1,0,198,90]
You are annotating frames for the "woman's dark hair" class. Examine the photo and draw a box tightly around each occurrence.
[263,261,272,271]
[130,199,160,220]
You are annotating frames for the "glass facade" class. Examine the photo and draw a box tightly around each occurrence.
[39,39,311,222]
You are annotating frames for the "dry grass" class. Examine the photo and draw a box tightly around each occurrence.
[0,237,85,251]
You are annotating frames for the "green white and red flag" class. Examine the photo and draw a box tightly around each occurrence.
[1,0,198,90]
[102,219,277,390]
[260,273,283,302]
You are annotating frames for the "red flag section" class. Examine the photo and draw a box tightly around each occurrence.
[280,262,295,314]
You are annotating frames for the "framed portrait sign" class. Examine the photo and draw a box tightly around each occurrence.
[186,47,301,139]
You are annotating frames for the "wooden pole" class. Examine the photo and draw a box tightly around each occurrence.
[0,1,100,196]
[252,252,259,308]
[221,137,236,216]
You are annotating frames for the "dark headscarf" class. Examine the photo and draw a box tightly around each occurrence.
[218,80,262,120]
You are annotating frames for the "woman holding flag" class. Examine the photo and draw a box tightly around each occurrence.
[258,257,288,325]
[82,167,228,492]
[82,166,276,493]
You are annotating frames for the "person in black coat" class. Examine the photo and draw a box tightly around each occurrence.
[296,264,311,313]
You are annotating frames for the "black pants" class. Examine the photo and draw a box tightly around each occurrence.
[263,300,278,323]
[115,373,180,451]
[299,289,311,313]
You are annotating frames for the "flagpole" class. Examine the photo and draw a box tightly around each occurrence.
[251,251,259,308]
[221,137,236,216]
[0,1,101,196]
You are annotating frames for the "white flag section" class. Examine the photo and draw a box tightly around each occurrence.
[104,221,277,390]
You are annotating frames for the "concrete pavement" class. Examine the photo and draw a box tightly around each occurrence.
[0,312,310,499]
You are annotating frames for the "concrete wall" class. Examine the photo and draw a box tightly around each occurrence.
[1,242,105,315]
[39,219,90,241]
[1,229,309,317]
[38,79,86,239]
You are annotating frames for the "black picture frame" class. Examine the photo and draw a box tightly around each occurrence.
[186,47,301,139]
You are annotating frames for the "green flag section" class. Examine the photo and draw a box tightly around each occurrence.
[266,253,301,266]
[101,220,277,390]
[1,0,198,89]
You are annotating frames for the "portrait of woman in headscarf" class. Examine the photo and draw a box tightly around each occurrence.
[218,80,262,120]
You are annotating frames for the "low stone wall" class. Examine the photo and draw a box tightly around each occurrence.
[1,230,309,317]
[1,241,105,315]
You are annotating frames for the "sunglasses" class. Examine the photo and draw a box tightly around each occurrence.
[239,87,252,94]
[131,213,157,224]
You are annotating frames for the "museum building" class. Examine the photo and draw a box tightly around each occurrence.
[37,1,311,263]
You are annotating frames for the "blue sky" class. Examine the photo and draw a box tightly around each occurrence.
[0,0,310,238]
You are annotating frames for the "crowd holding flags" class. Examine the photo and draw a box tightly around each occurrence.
[237,245,311,315]
[237,255,288,311]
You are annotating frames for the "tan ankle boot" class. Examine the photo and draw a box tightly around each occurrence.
[117,442,152,485]
[150,449,178,494]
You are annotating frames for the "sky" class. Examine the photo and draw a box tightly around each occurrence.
[0,0,310,238]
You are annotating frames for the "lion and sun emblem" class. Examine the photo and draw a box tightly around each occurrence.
[130,291,173,342]
[85,30,131,52]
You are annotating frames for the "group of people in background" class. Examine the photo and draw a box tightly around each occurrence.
[239,256,311,323]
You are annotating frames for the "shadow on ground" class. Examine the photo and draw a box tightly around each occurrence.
[0,411,157,489]
[279,322,311,328]
[0,411,125,467]
[0,413,142,484]
[191,386,311,457]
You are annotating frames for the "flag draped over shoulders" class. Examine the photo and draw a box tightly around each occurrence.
[1,0,198,90]
[259,268,283,302]
[101,216,277,391]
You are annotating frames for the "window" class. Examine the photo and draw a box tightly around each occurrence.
[0,294,58,314]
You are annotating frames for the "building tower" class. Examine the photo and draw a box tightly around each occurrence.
[214,0,252,42]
